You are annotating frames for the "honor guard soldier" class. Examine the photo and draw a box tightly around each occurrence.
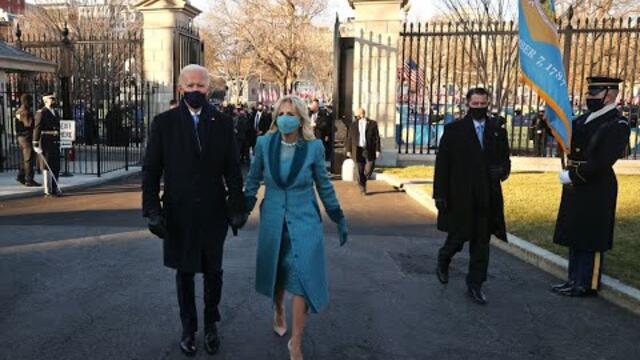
[33,93,62,197]
[552,76,630,297]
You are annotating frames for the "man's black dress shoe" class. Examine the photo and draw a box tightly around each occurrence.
[559,286,597,297]
[551,280,575,293]
[204,326,220,355]
[436,264,449,284]
[467,285,487,305]
[24,180,41,187]
[179,333,197,357]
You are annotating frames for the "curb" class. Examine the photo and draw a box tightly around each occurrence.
[0,167,141,201]
[377,172,640,316]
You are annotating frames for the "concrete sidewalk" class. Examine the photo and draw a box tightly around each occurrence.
[0,166,141,201]
[1,177,639,359]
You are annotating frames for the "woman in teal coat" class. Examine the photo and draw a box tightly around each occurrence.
[244,95,348,360]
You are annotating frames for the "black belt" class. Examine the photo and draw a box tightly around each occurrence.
[567,160,586,167]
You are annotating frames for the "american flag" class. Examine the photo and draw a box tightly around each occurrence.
[398,59,425,89]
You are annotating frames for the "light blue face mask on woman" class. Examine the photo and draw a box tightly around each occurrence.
[276,115,301,135]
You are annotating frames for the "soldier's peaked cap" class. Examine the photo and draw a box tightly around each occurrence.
[587,76,623,90]
[42,92,56,100]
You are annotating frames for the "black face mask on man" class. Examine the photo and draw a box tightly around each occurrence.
[586,89,608,112]
[183,91,206,109]
[469,107,488,119]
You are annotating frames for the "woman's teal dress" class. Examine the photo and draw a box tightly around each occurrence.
[244,133,345,313]
[276,142,305,296]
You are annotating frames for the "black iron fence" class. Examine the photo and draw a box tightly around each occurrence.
[397,17,640,158]
[173,24,205,98]
[0,78,162,176]
[0,21,196,176]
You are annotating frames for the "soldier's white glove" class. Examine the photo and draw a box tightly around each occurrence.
[34,147,43,154]
[559,170,572,185]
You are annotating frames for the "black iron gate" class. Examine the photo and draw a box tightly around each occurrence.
[397,17,640,158]
[1,24,162,176]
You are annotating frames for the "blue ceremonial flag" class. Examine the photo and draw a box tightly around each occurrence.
[518,0,573,153]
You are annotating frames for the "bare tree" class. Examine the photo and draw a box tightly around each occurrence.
[437,0,519,110]
[207,0,329,95]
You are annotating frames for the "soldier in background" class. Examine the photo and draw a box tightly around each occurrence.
[15,94,40,187]
[33,93,61,197]
[553,76,630,297]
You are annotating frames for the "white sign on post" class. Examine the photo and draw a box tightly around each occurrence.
[60,120,75,149]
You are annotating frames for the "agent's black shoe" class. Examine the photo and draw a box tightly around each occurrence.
[551,281,574,293]
[436,264,449,284]
[24,180,41,187]
[559,286,598,298]
[179,333,197,357]
[204,326,220,355]
[16,178,26,185]
[467,285,487,305]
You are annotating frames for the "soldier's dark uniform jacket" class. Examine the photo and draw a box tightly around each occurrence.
[552,75,630,296]
[553,107,630,252]
[33,106,61,193]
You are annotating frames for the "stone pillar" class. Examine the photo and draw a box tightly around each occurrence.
[350,0,408,165]
[135,0,201,106]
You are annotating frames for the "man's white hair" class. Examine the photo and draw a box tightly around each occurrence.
[179,64,210,86]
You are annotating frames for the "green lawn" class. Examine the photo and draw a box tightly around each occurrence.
[384,166,640,288]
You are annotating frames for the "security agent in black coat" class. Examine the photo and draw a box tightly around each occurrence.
[433,88,511,305]
[552,76,631,297]
[309,99,332,160]
[33,93,61,196]
[345,108,381,195]
[142,65,247,356]
[249,103,272,149]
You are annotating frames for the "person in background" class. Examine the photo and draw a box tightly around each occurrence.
[233,104,251,165]
[33,93,61,197]
[15,94,40,187]
[169,99,178,109]
[249,102,273,156]
[345,108,381,195]
[308,99,332,162]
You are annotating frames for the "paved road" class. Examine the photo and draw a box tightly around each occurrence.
[1,176,639,360]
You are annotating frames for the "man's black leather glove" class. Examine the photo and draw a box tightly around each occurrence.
[489,166,504,181]
[228,213,248,236]
[435,199,447,212]
[230,213,248,230]
[148,212,168,240]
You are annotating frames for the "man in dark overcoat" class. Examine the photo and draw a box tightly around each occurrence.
[248,102,272,154]
[345,107,381,195]
[142,64,246,356]
[552,76,630,297]
[309,99,332,161]
[433,87,511,305]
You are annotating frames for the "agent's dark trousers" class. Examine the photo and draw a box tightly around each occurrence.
[17,135,35,182]
[355,147,373,191]
[437,215,490,286]
[176,252,223,336]
[568,248,604,291]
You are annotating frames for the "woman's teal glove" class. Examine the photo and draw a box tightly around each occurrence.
[337,217,348,246]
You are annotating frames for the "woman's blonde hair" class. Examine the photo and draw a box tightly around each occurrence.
[268,95,316,141]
